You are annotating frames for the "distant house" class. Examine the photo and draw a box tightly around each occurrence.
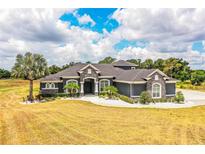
[40,60,177,98]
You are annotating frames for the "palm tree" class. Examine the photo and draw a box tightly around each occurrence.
[64,82,80,97]
[104,86,118,99]
[12,52,49,102]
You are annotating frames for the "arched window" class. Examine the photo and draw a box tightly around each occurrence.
[45,83,50,88]
[65,80,78,93]
[45,83,56,89]
[152,83,161,98]
[50,83,55,88]
[99,79,110,92]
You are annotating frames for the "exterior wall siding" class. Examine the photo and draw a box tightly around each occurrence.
[131,84,146,97]
[166,83,176,95]
[114,82,130,97]
[58,82,64,93]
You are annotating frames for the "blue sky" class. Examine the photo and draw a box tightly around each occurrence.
[0,8,204,70]
[60,9,151,51]
[60,8,119,33]
[60,8,205,54]
[192,41,204,53]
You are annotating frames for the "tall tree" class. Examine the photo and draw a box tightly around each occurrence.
[190,70,205,85]
[0,68,11,79]
[49,65,61,74]
[163,58,191,81]
[154,58,165,71]
[12,52,49,102]
[127,59,142,68]
[62,62,81,70]
[98,56,116,64]
[141,59,154,69]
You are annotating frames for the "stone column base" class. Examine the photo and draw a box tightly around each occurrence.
[80,93,84,97]
[95,92,98,95]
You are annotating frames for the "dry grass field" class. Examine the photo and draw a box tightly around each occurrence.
[177,81,205,92]
[0,79,205,144]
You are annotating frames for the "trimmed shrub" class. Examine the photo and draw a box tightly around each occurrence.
[139,91,152,104]
[40,93,72,98]
[117,94,135,104]
[152,98,168,103]
[40,93,54,97]
[174,91,184,103]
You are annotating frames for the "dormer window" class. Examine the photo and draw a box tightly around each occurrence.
[155,74,159,80]
[131,67,135,70]
[88,68,92,74]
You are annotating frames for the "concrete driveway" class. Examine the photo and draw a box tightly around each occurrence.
[177,89,205,106]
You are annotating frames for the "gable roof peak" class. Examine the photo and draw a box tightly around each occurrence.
[112,60,138,67]
[80,63,99,71]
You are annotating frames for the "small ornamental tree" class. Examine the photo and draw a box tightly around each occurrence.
[104,86,118,99]
[174,91,184,103]
[64,82,79,97]
[139,91,152,104]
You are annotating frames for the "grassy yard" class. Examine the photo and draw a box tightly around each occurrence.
[177,81,205,92]
[0,80,205,144]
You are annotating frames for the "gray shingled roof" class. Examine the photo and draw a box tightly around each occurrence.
[41,63,123,81]
[112,60,138,67]
[115,69,155,81]
[41,63,176,82]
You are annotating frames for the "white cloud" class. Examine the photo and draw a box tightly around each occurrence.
[112,9,205,41]
[0,9,105,69]
[112,8,205,54]
[0,8,204,70]
[116,46,205,69]
[74,13,96,26]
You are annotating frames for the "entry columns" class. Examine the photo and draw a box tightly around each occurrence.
[80,82,84,96]
[95,81,98,95]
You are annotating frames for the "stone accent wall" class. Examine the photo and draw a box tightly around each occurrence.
[146,72,166,98]
[79,66,99,82]
[79,65,99,95]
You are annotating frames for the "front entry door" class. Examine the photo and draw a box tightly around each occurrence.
[84,79,94,94]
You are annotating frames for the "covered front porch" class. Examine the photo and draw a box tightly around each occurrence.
[80,77,99,96]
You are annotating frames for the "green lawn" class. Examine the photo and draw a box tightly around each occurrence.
[0,79,205,144]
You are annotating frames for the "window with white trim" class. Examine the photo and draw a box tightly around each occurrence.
[152,83,161,98]
[99,79,110,92]
[155,74,159,80]
[45,83,56,89]
[87,68,92,74]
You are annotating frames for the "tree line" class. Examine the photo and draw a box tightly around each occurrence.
[1,54,205,85]
[98,56,205,85]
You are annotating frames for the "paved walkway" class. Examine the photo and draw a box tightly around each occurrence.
[65,89,205,108]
